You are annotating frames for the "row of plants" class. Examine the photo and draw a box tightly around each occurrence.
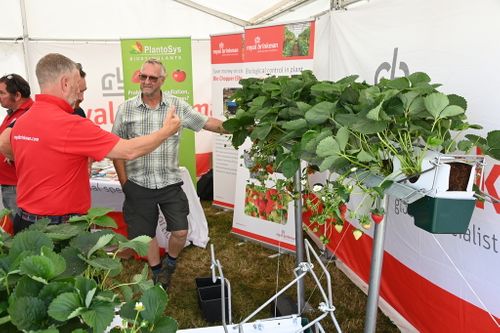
[223,70,499,239]
[0,208,177,333]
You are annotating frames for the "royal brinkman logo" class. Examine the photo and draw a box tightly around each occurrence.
[245,35,278,52]
[130,40,182,55]
[212,41,240,56]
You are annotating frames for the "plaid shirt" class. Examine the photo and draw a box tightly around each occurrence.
[112,92,208,189]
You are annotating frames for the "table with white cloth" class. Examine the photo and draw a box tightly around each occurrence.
[90,167,209,249]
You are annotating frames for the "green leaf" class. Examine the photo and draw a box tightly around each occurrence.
[119,285,133,302]
[356,150,375,162]
[335,127,350,152]
[48,292,82,321]
[87,233,114,258]
[140,285,168,323]
[14,275,44,298]
[81,302,115,333]
[424,92,449,119]
[222,118,242,132]
[280,157,300,179]
[118,235,152,257]
[366,102,383,121]
[152,316,178,333]
[91,215,118,228]
[39,282,74,306]
[20,251,65,282]
[351,118,387,134]
[305,101,334,125]
[74,276,98,301]
[282,118,307,131]
[318,156,339,172]
[439,105,464,118]
[426,136,443,147]
[250,124,272,141]
[447,94,467,110]
[408,72,431,86]
[8,296,47,331]
[59,247,86,277]
[86,207,113,219]
[45,223,86,241]
[9,230,53,259]
[408,96,426,115]
[86,257,121,272]
[385,77,410,90]
[316,137,340,157]
[296,102,312,112]
[70,230,113,256]
[231,130,248,148]
[84,288,97,308]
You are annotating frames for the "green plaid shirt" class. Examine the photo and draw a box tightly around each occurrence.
[112,92,208,189]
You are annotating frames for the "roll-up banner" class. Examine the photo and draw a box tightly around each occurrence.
[120,38,197,184]
[213,20,315,251]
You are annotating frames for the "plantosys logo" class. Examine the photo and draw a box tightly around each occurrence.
[130,41,144,54]
[374,47,409,84]
[129,40,182,55]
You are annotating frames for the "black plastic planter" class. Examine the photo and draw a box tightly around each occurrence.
[408,196,475,234]
[195,277,229,323]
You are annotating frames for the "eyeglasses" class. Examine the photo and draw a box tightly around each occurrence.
[138,74,162,83]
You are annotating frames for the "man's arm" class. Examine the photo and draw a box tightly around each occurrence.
[203,117,229,134]
[106,105,180,160]
[113,159,127,186]
[0,128,13,160]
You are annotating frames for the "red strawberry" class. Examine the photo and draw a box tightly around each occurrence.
[371,213,384,224]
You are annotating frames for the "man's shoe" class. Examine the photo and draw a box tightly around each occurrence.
[153,265,176,290]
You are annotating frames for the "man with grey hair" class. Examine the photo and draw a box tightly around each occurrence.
[7,53,181,234]
[112,58,227,290]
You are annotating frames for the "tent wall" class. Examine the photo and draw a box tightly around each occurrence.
[315,0,500,331]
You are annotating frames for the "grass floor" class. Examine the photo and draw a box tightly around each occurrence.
[119,201,399,332]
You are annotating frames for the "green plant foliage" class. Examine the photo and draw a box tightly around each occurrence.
[224,70,498,241]
[0,208,169,333]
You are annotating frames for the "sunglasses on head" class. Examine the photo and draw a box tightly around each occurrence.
[138,74,162,83]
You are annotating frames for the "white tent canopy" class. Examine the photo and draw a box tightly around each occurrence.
[1,0,337,40]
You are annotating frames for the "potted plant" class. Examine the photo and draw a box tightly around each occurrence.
[223,70,499,237]
[0,208,178,333]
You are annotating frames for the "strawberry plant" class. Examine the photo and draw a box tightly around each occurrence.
[224,70,499,240]
[0,209,177,333]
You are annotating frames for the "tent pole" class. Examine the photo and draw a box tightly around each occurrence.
[294,169,305,312]
[363,194,389,333]
[19,0,31,80]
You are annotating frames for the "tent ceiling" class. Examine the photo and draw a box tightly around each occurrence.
[1,0,334,40]
[175,0,332,26]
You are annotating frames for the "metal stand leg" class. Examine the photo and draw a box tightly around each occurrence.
[294,169,305,312]
[364,195,389,333]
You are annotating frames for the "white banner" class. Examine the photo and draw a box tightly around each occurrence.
[315,0,500,329]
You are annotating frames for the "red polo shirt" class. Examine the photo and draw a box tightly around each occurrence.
[11,94,120,215]
[0,98,33,185]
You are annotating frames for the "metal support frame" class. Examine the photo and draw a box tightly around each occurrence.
[363,195,389,333]
[294,169,305,312]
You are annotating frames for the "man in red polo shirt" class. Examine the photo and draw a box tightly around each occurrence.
[0,74,33,217]
[7,53,180,234]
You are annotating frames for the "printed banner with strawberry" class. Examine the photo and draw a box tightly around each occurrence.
[120,37,197,183]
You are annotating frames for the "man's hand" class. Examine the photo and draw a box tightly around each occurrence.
[163,105,181,137]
